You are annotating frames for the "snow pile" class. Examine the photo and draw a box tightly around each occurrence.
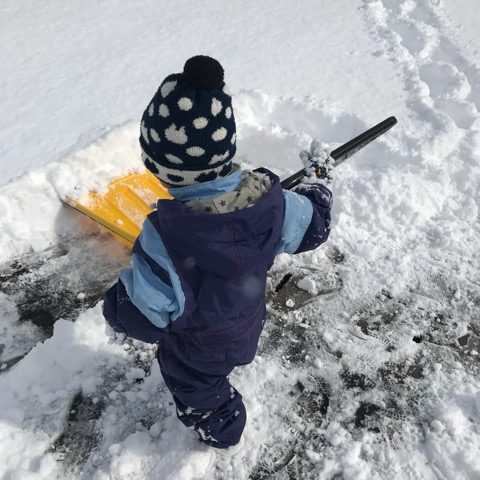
[0,124,139,263]
[0,306,128,479]
[50,123,142,201]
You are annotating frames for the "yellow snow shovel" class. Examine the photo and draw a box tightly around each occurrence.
[65,171,172,249]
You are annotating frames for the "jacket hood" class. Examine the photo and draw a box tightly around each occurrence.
[151,169,284,279]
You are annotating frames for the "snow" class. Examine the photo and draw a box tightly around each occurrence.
[0,0,406,186]
[1,0,480,479]
[297,276,318,294]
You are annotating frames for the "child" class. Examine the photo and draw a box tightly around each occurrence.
[103,55,333,449]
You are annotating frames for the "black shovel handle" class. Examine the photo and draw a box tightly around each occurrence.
[280,116,398,190]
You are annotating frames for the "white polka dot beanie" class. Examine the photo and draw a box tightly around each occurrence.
[140,55,237,186]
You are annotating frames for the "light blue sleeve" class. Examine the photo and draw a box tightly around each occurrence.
[119,219,185,329]
[277,190,314,255]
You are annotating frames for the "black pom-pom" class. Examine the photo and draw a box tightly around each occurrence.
[183,55,224,90]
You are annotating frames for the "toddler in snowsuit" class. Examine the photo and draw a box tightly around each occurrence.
[103,56,333,449]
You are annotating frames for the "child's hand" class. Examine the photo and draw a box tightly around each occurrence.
[299,139,335,184]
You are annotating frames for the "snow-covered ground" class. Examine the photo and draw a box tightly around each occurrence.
[1,1,480,479]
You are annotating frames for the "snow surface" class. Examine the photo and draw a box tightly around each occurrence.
[1,0,480,479]
[0,0,407,185]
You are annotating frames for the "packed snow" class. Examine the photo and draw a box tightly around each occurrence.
[1,1,480,479]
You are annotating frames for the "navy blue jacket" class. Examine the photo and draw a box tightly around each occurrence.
[103,168,332,365]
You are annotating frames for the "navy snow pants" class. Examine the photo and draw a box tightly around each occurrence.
[156,339,246,448]
[104,281,250,448]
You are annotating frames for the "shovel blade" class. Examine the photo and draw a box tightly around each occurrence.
[65,171,172,249]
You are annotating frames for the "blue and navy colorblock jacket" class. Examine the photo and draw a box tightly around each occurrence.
[103,168,332,364]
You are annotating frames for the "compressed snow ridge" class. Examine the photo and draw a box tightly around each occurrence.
[50,123,142,202]
[0,123,141,263]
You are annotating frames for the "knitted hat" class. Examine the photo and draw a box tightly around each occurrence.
[139,55,237,186]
